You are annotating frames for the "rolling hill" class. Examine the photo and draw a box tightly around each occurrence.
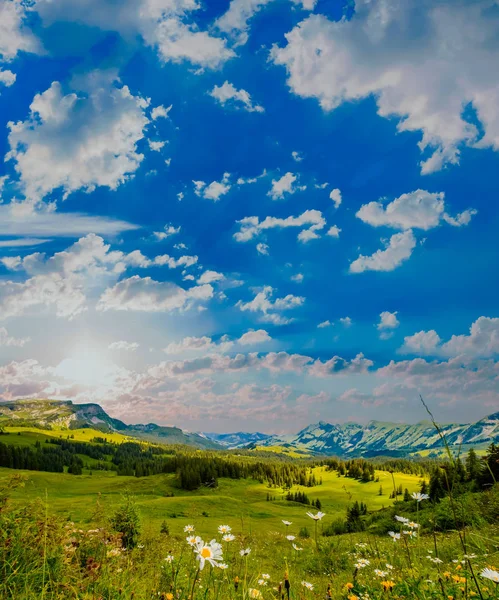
[0,399,220,449]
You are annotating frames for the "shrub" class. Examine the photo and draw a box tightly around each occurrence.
[110,494,141,549]
[298,526,310,538]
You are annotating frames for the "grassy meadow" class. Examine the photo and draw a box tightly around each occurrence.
[0,426,498,600]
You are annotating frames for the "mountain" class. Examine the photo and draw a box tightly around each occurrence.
[203,412,499,457]
[0,399,220,449]
[203,431,273,448]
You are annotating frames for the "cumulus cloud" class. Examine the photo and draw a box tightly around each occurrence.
[198,270,225,285]
[6,73,150,202]
[163,329,271,355]
[268,172,305,200]
[238,329,272,345]
[237,285,304,325]
[377,311,400,339]
[270,1,499,173]
[291,151,303,162]
[97,275,213,313]
[401,316,499,358]
[215,0,315,45]
[338,317,351,328]
[308,352,373,377]
[291,273,304,283]
[35,0,234,69]
[350,230,416,273]
[256,243,269,255]
[0,69,16,87]
[210,81,264,113]
[152,224,181,241]
[0,0,39,62]
[151,104,172,120]
[193,173,231,201]
[329,188,342,208]
[357,190,476,231]
[317,320,332,328]
[0,234,198,320]
[108,340,139,352]
[326,225,341,238]
[234,209,326,243]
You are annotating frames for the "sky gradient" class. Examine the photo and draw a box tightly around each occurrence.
[0,0,498,433]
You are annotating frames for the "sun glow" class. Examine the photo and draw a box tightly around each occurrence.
[55,347,121,387]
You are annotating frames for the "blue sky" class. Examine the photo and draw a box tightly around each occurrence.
[0,0,498,433]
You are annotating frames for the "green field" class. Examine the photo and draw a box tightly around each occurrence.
[0,464,423,538]
[1,426,498,600]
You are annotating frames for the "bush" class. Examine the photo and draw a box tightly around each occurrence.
[323,518,347,536]
[110,494,141,549]
[298,526,310,538]
[160,520,170,535]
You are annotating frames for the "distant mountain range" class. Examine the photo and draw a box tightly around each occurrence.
[1,399,498,457]
[204,413,499,457]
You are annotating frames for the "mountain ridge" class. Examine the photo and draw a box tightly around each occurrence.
[0,399,221,449]
[1,399,498,456]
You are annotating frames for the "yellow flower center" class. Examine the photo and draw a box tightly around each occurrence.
[200,547,212,559]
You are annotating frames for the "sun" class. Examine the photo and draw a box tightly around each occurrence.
[55,347,120,387]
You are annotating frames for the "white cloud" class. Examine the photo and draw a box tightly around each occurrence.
[350,230,416,273]
[0,69,16,87]
[308,352,373,377]
[153,224,181,241]
[291,151,303,162]
[238,329,272,345]
[35,0,234,69]
[193,173,231,201]
[326,225,341,238]
[268,172,305,200]
[215,0,315,45]
[0,234,198,320]
[377,311,400,339]
[401,316,499,358]
[210,81,264,113]
[256,243,269,255]
[6,73,150,202]
[357,190,476,231]
[0,0,39,62]
[339,316,352,327]
[329,188,341,208]
[164,335,219,355]
[234,209,326,243]
[0,204,137,238]
[317,320,331,328]
[291,273,303,283]
[108,340,139,352]
[270,3,499,173]
[151,104,172,120]
[0,327,30,347]
[198,270,225,284]
[97,275,213,313]
[148,140,166,152]
[237,285,304,325]
[0,238,51,248]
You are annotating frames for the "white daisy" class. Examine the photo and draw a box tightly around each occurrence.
[306,511,326,521]
[194,538,224,570]
[218,525,232,535]
[240,548,251,556]
[222,534,235,542]
[480,568,499,583]
[411,492,430,502]
[302,581,314,591]
[184,524,195,533]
